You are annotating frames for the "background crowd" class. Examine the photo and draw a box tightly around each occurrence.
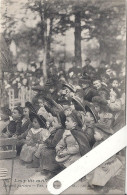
[0,57,125,190]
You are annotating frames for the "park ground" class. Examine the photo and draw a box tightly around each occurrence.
[0,155,126,195]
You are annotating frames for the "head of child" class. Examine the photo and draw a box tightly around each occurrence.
[63,102,75,116]
[0,107,11,121]
[32,117,41,129]
[12,107,23,121]
[94,127,109,142]
[23,107,30,119]
[85,58,91,66]
[111,79,119,88]
[31,114,46,129]
[94,128,103,141]
[79,79,91,89]
[92,96,108,113]
[49,86,55,93]
[109,89,118,103]
[93,102,101,113]
[84,111,95,124]
[93,79,102,90]
[51,111,66,129]
[65,88,72,98]
[38,98,45,108]
[101,74,110,84]
[65,112,82,130]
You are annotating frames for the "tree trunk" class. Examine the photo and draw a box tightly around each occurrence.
[43,15,48,83]
[74,12,82,67]
[99,41,110,64]
[38,1,47,83]
[47,18,53,61]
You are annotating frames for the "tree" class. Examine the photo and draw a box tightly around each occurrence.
[0,34,12,106]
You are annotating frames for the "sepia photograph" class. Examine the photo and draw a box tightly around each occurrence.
[0,0,126,194]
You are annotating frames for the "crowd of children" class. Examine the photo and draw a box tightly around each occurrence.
[0,58,125,189]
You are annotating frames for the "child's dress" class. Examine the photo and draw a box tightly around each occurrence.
[20,127,50,162]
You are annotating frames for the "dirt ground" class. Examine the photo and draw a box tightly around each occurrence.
[0,154,126,195]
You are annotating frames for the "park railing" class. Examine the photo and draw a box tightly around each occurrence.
[9,87,34,110]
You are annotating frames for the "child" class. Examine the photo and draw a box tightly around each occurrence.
[0,107,11,135]
[56,111,91,168]
[20,112,50,166]
[87,124,122,190]
[40,111,66,179]
[16,106,32,155]
[93,79,109,100]
[83,104,98,148]
[92,96,113,129]
[110,78,120,89]
[2,106,23,138]
[37,96,49,119]
[107,88,122,115]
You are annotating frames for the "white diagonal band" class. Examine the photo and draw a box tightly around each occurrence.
[48,126,127,194]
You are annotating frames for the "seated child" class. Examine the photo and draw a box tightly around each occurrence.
[56,111,91,168]
[40,111,66,179]
[16,107,32,155]
[87,124,122,190]
[20,112,50,166]
[0,107,11,136]
[110,78,121,91]
[107,88,122,115]
[2,106,23,138]
[37,96,49,118]
[92,96,113,129]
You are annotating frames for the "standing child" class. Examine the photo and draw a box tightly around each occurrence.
[20,112,50,167]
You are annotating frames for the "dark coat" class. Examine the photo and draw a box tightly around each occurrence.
[17,119,31,140]
[84,125,96,148]
[82,65,95,77]
[2,120,17,137]
[71,128,91,156]
[112,110,126,132]
[40,126,65,172]
[17,119,31,155]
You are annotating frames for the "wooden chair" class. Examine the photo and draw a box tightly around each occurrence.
[0,138,17,195]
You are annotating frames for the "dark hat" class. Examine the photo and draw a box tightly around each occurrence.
[58,111,66,128]
[79,78,91,85]
[71,96,85,112]
[62,83,75,92]
[70,111,83,128]
[29,112,47,128]
[44,105,57,117]
[94,123,113,135]
[43,96,64,112]
[32,85,45,92]
[110,77,120,83]
[25,101,37,114]
[100,73,110,79]
[92,96,107,106]
[85,58,91,62]
[0,107,12,117]
[85,103,98,122]
[14,106,23,115]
